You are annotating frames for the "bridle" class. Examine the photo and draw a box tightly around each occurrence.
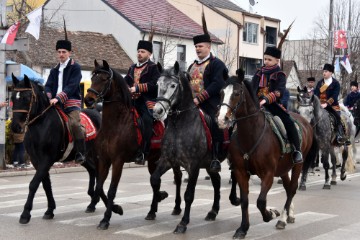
[12,83,52,132]
[87,68,113,103]
[156,72,196,116]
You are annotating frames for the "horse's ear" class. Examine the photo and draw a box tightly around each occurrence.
[297,94,300,102]
[24,74,31,87]
[12,73,19,86]
[174,61,180,75]
[304,86,308,92]
[311,94,315,102]
[94,59,99,68]
[297,86,301,92]
[103,60,110,71]
[157,62,163,73]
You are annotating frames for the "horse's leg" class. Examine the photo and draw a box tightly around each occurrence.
[41,172,56,220]
[233,170,250,239]
[340,145,349,181]
[299,139,318,191]
[204,170,221,221]
[98,160,124,230]
[20,163,52,224]
[229,170,241,206]
[174,167,200,234]
[84,163,99,213]
[172,166,182,216]
[146,163,171,220]
[330,148,337,185]
[322,151,331,189]
[257,174,280,222]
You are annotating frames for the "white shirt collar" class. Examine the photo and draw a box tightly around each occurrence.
[195,53,211,64]
[324,76,333,85]
[136,59,149,67]
[60,58,70,68]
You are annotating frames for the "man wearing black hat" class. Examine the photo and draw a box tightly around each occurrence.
[188,32,228,173]
[125,39,160,165]
[253,46,303,164]
[314,63,347,144]
[306,77,316,96]
[45,38,85,164]
[344,81,360,113]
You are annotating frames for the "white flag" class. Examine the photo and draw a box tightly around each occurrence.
[25,6,42,40]
[340,55,353,74]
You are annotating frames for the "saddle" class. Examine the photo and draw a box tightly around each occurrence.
[131,108,165,150]
[328,112,348,145]
[264,111,302,154]
[55,106,97,161]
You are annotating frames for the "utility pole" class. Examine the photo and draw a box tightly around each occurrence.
[0,0,7,169]
[328,0,334,63]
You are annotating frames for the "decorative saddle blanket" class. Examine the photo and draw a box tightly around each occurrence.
[264,111,302,154]
[328,113,348,145]
[131,108,165,150]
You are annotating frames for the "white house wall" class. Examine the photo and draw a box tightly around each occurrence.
[285,66,301,90]
[44,0,141,62]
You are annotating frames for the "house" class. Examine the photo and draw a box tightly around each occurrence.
[168,0,281,75]
[43,0,222,71]
[7,26,133,81]
[281,60,302,94]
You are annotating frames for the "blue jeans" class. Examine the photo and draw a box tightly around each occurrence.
[12,142,25,164]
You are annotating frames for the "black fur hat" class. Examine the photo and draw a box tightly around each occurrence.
[350,81,358,88]
[193,6,211,45]
[137,40,153,53]
[264,46,281,59]
[307,77,315,82]
[323,63,334,73]
[56,40,71,51]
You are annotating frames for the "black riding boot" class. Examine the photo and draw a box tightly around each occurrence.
[134,141,148,165]
[287,125,303,164]
[209,142,221,173]
[74,139,86,164]
[337,124,347,145]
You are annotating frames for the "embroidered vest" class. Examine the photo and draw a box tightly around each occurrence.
[189,60,210,98]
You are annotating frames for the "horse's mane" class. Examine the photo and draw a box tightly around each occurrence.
[93,65,132,108]
[311,94,323,119]
[226,75,260,109]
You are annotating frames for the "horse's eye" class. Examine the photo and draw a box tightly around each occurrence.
[170,84,176,88]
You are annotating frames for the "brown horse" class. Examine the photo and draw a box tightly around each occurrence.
[217,76,316,239]
[84,60,182,230]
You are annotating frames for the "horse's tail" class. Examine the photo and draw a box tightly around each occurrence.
[81,108,102,130]
[344,145,356,173]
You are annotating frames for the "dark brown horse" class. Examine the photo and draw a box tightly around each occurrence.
[84,60,182,230]
[217,76,316,239]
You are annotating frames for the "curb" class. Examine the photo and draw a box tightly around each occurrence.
[0,162,146,178]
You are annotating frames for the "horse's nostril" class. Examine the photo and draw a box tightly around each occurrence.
[158,108,163,114]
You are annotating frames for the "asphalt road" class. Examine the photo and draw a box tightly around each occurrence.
[1,160,360,240]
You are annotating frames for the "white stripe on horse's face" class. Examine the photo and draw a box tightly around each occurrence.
[218,84,233,128]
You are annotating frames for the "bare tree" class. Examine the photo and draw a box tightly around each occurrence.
[216,21,237,72]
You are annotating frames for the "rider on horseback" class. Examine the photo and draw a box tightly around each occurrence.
[45,36,85,164]
[314,64,349,145]
[344,81,360,115]
[125,39,160,165]
[253,46,303,164]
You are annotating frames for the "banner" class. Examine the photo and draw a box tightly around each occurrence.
[1,21,20,45]
[334,30,348,49]
[340,55,352,74]
[25,6,43,40]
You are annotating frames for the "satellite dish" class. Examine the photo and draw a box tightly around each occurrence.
[249,0,255,6]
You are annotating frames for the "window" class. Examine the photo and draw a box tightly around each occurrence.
[177,45,186,71]
[152,41,163,64]
[243,22,258,44]
[240,57,262,76]
[265,26,277,46]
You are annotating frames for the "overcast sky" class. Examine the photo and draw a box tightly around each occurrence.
[231,0,330,40]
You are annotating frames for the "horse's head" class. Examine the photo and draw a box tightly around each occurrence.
[85,60,114,108]
[153,61,189,120]
[297,86,315,123]
[217,75,243,129]
[11,74,38,133]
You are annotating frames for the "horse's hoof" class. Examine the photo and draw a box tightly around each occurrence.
[233,228,247,239]
[174,224,187,234]
[113,205,123,215]
[158,191,169,202]
[145,212,156,220]
[276,220,286,229]
[171,208,182,215]
[230,198,241,206]
[331,180,337,185]
[97,220,109,230]
[205,209,218,221]
[19,215,31,224]
[298,185,307,191]
[323,185,331,190]
[287,216,295,224]
[85,207,96,213]
[42,213,54,220]
[341,175,347,181]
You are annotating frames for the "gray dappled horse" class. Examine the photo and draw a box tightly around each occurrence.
[297,87,353,190]
[150,62,240,234]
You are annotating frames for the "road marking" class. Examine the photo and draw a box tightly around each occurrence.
[309,222,360,240]
[199,212,337,240]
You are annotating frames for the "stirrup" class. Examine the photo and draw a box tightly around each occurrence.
[75,152,86,164]
[292,150,303,164]
[134,152,145,165]
[209,159,221,173]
